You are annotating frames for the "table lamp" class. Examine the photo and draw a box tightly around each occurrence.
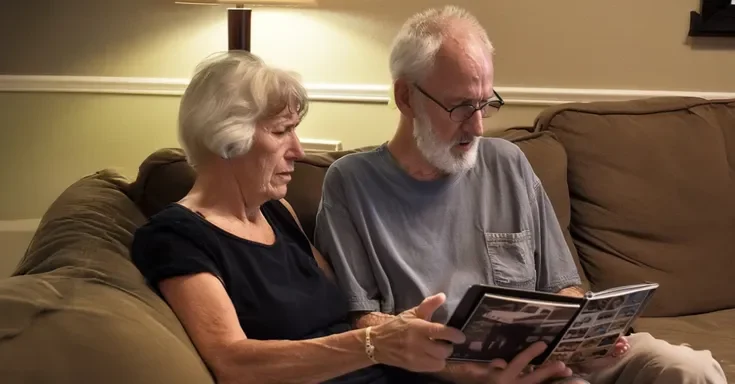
[176,0,318,51]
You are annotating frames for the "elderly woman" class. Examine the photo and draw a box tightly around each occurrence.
[129,51,476,384]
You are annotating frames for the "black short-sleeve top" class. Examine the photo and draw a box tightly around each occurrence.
[130,200,433,384]
[130,200,351,341]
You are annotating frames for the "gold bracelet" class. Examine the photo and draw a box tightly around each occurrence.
[365,326,379,364]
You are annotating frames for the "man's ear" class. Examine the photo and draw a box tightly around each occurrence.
[393,79,415,119]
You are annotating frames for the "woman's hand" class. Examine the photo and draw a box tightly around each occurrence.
[370,293,466,372]
[569,336,630,374]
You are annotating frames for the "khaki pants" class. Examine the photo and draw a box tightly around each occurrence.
[571,332,728,384]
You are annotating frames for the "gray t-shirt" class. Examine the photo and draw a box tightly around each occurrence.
[313,138,581,323]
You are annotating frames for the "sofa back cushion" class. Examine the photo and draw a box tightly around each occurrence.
[126,149,197,218]
[0,170,214,384]
[535,97,735,317]
[128,130,587,289]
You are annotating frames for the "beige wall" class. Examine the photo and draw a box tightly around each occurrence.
[3,0,734,87]
[0,231,35,277]
[0,0,733,273]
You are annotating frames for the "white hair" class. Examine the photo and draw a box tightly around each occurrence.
[388,5,494,83]
[178,51,309,169]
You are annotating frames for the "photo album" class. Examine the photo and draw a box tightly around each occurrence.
[445,282,658,366]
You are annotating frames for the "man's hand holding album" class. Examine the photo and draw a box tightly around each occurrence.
[446,341,575,384]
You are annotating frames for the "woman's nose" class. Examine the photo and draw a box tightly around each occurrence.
[288,134,305,159]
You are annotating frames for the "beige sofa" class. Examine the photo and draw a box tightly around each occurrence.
[0,96,733,382]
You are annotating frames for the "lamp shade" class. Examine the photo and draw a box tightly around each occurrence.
[177,0,317,51]
[176,0,317,6]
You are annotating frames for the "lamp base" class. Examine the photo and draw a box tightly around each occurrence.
[228,8,252,51]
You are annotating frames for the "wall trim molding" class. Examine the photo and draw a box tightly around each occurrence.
[1,75,735,106]
[300,138,343,153]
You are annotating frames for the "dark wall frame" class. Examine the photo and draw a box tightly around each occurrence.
[689,0,735,37]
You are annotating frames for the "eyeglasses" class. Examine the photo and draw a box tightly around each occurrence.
[414,84,505,123]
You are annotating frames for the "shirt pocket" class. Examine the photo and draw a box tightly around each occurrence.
[484,230,536,290]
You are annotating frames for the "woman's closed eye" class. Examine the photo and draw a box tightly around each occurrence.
[271,123,298,136]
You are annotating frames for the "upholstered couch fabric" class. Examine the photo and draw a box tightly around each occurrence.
[533,97,735,380]
[535,97,735,318]
[0,171,214,384]
[1,97,733,382]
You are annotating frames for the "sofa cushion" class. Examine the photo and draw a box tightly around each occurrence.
[535,97,735,317]
[632,309,735,380]
[0,271,215,384]
[127,149,196,218]
[0,170,214,384]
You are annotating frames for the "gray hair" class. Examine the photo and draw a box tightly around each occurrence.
[178,51,309,168]
[388,5,494,83]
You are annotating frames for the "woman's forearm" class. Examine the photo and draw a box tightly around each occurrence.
[214,329,374,384]
[353,311,396,328]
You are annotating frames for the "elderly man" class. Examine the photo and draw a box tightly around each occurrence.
[314,5,726,384]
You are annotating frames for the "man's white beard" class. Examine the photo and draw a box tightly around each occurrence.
[413,114,479,174]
